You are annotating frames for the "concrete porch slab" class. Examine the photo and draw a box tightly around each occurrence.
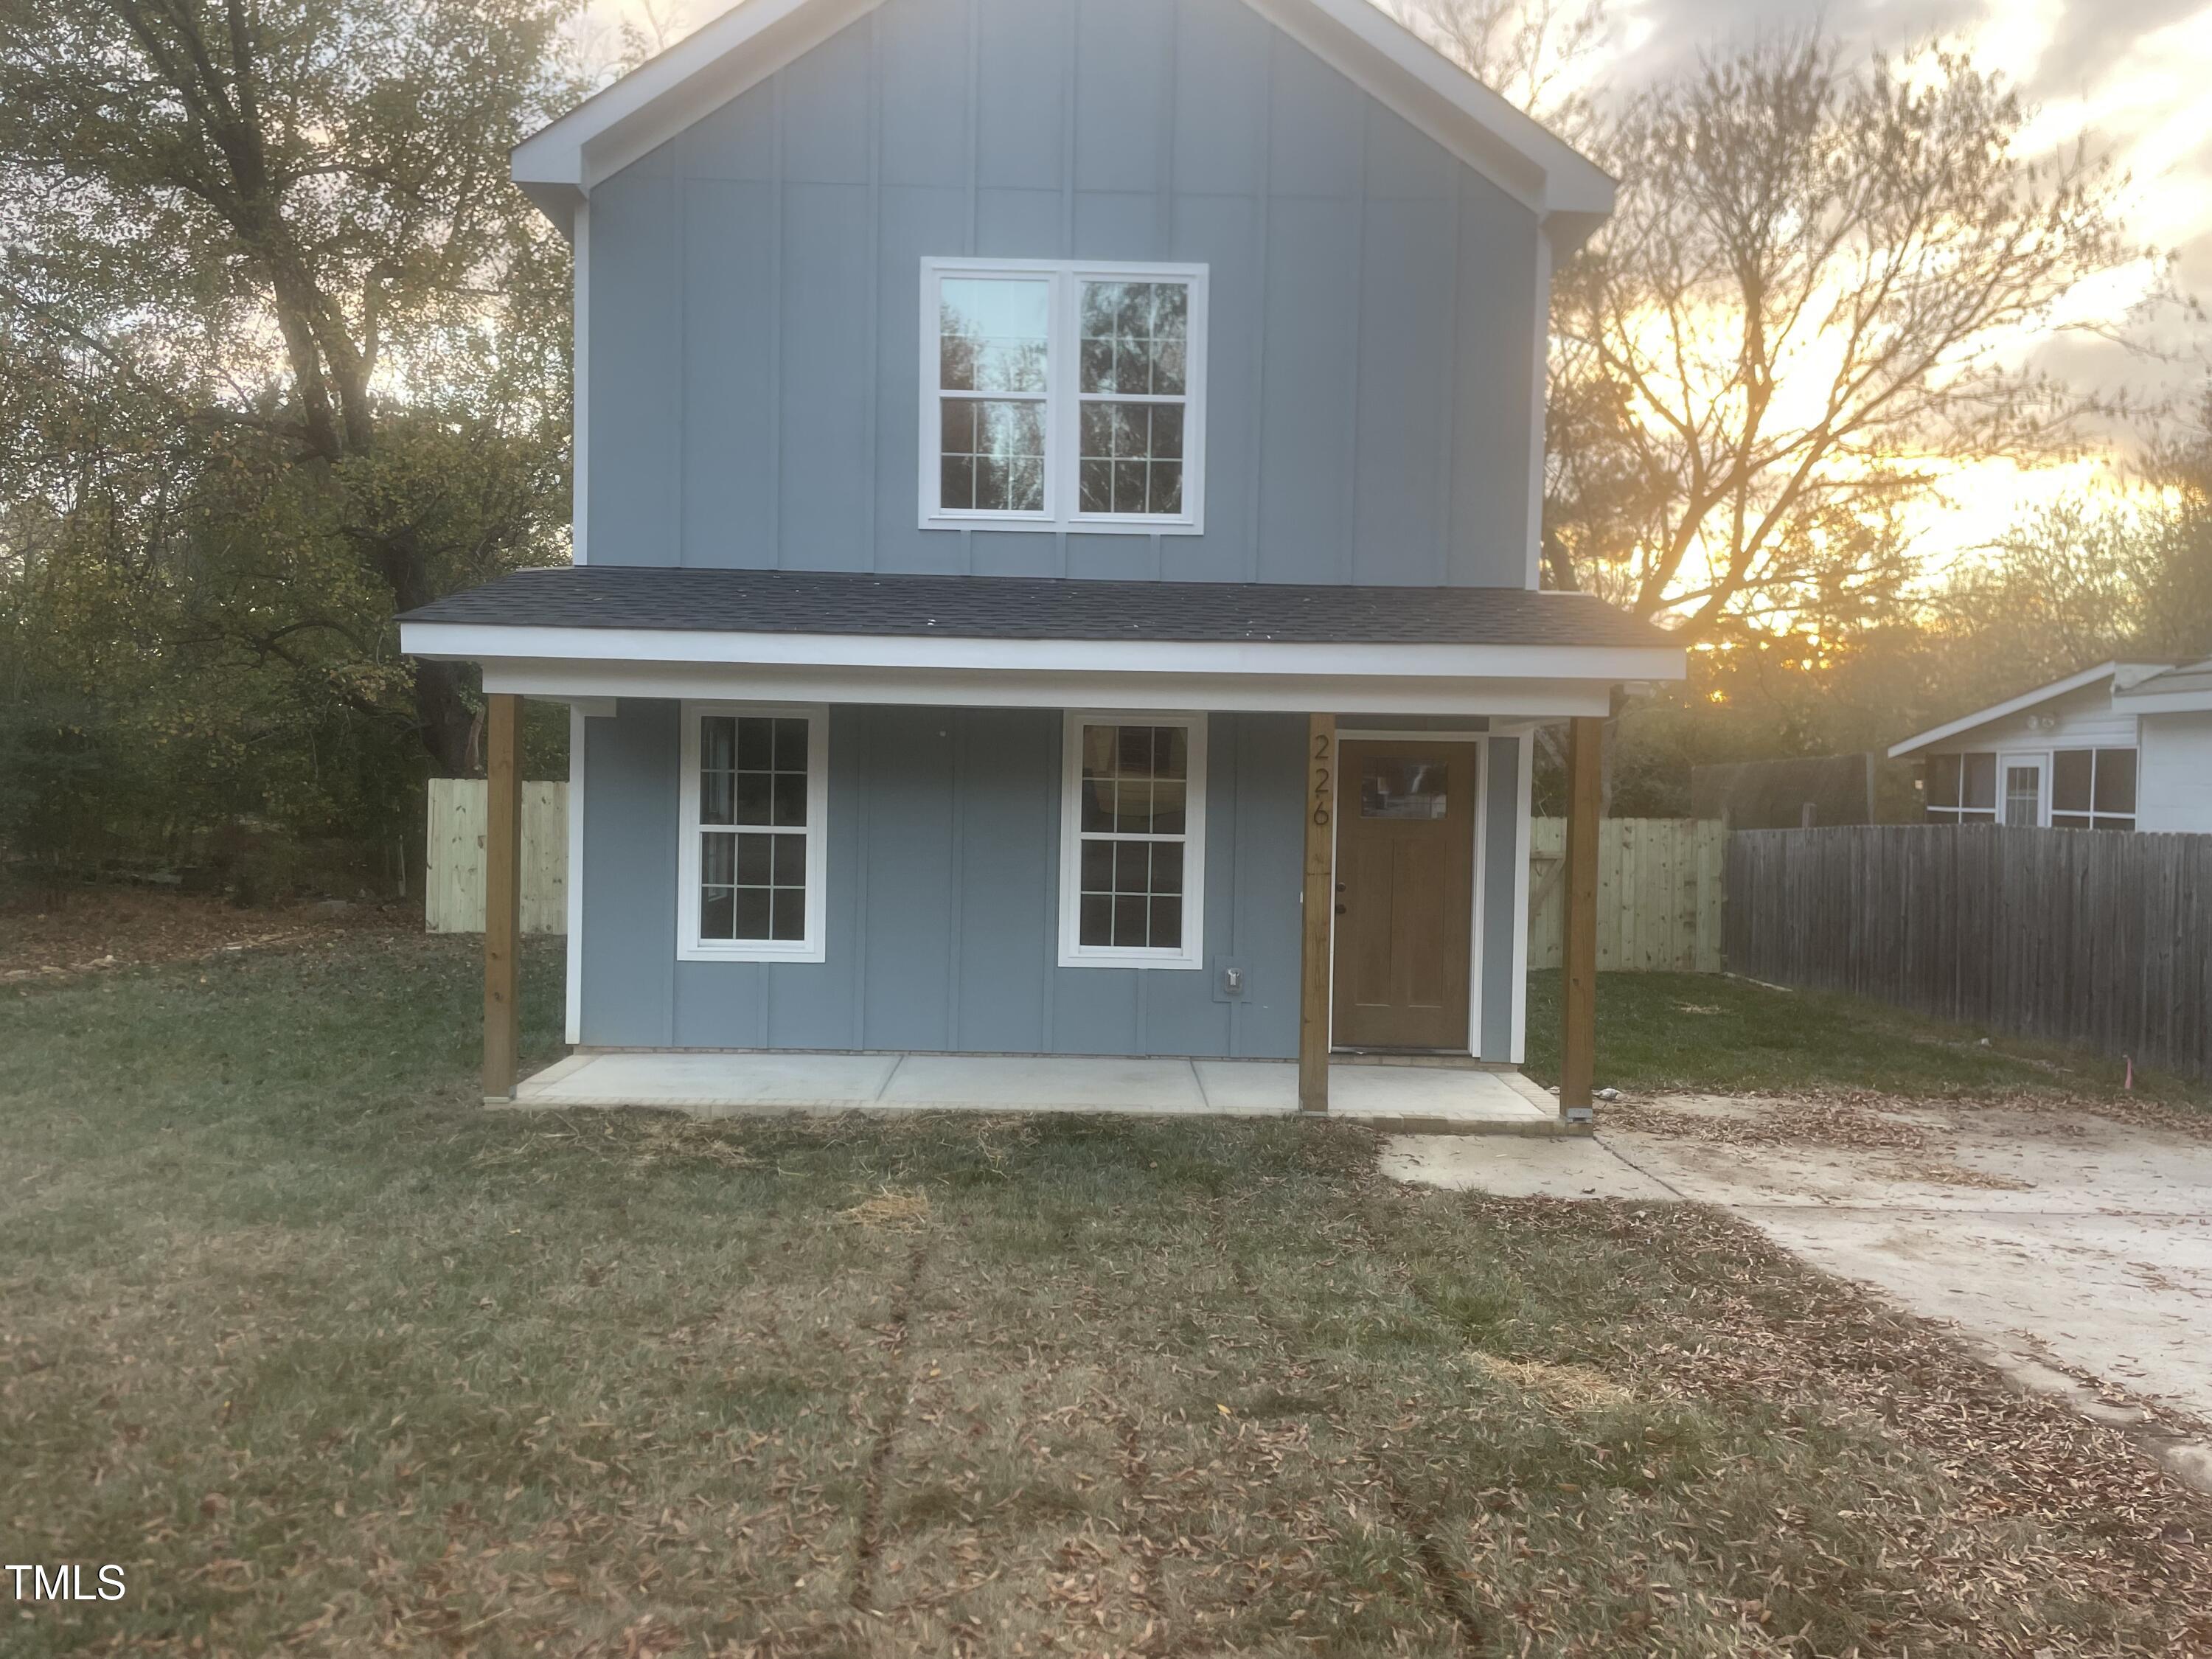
[512,1050,901,1110]
[881,1054,1208,1111]
[507,1051,1559,1133]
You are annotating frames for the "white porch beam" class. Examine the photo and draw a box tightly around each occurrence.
[468,658,1626,719]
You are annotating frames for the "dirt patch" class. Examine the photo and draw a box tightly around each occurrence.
[0,886,410,984]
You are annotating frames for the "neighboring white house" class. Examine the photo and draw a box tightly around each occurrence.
[1888,659,2212,833]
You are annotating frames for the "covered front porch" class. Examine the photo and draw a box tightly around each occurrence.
[402,567,1658,1131]
[506,1049,1565,1134]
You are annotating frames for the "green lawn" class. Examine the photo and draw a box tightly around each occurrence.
[5,937,2211,1655]
[1523,968,2212,1107]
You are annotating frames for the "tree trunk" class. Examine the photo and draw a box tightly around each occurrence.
[413,658,481,779]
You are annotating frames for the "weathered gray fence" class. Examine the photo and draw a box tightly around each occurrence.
[1726,826,2212,1079]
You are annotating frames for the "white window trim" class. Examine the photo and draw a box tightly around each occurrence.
[1924,749,2000,823]
[1057,709,1208,970]
[2051,745,2140,831]
[919,257,1209,537]
[1997,749,2051,828]
[677,701,830,964]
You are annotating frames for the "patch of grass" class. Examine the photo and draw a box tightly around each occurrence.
[1523,967,2212,1106]
[4,936,2211,1654]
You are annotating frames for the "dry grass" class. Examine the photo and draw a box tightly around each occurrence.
[1467,1352,1633,1408]
[6,938,2212,1655]
[1526,968,2212,1112]
[840,1186,933,1229]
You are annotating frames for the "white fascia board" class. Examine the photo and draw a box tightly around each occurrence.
[2114,686,2212,714]
[2112,660,2212,711]
[510,0,1613,243]
[1246,0,1615,229]
[1887,663,2123,759]
[511,0,885,233]
[401,621,1683,684]
[468,657,1626,719]
[2113,660,2199,692]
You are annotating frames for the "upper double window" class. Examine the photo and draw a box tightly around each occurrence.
[920,259,1207,535]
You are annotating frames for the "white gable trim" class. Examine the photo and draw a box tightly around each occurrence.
[1242,0,1613,230]
[514,0,885,229]
[513,0,1614,240]
[1888,662,2191,758]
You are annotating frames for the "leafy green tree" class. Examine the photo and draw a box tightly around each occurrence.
[0,0,577,787]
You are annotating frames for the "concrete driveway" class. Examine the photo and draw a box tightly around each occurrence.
[1383,1095,2212,1484]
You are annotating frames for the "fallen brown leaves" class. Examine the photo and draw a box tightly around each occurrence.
[1604,1092,1940,1152]
[0,885,408,984]
[1561,1200,2212,1649]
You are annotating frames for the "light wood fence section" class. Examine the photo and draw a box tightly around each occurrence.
[1727,825,2212,1079]
[1528,817,1727,973]
[425,779,568,935]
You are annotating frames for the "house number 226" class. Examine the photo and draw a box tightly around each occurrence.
[1310,731,1333,827]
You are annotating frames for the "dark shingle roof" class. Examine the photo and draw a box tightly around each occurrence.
[402,566,1676,650]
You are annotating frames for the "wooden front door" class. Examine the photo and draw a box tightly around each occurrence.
[1331,741,1476,1051]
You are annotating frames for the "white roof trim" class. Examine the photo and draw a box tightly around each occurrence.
[1242,0,1613,233]
[1885,661,2172,758]
[474,658,1627,717]
[513,0,885,229]
[512,0,1615,241]
[2112,658,2212,714]
[403,619,1684,684]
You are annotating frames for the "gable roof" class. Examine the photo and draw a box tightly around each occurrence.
[1887,661,2187,758]
[513,0,1615,243]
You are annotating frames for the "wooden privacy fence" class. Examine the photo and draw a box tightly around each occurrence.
[1528,817,1727,973]
[425,779,568,934]
[1726,825,2212,1079]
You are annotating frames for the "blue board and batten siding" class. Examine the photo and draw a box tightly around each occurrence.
[580,703,1526,1060]
[586,0,1543,587]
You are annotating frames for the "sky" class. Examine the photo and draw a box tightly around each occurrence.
[1594,0,2212,567]
[581,0,2212,571]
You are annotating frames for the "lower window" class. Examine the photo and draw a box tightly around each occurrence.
[1058,712,1206,969]
[1924,751,1997,824]
[2050,747,2137,831]
[678,703,828,961]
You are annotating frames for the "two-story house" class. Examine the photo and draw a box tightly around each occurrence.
[400,0,1685,1120]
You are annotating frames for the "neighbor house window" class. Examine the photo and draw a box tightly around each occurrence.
[1057,712,1207,969]
[678,703,828,962]
[2051,748,2137,831]
[921,260,1207,535]
[1924,752,1997,824]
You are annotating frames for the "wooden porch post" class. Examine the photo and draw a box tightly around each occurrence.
[1559,714,1601,1121]
[1299,714,1336,1113]
[484,693,524,1102]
